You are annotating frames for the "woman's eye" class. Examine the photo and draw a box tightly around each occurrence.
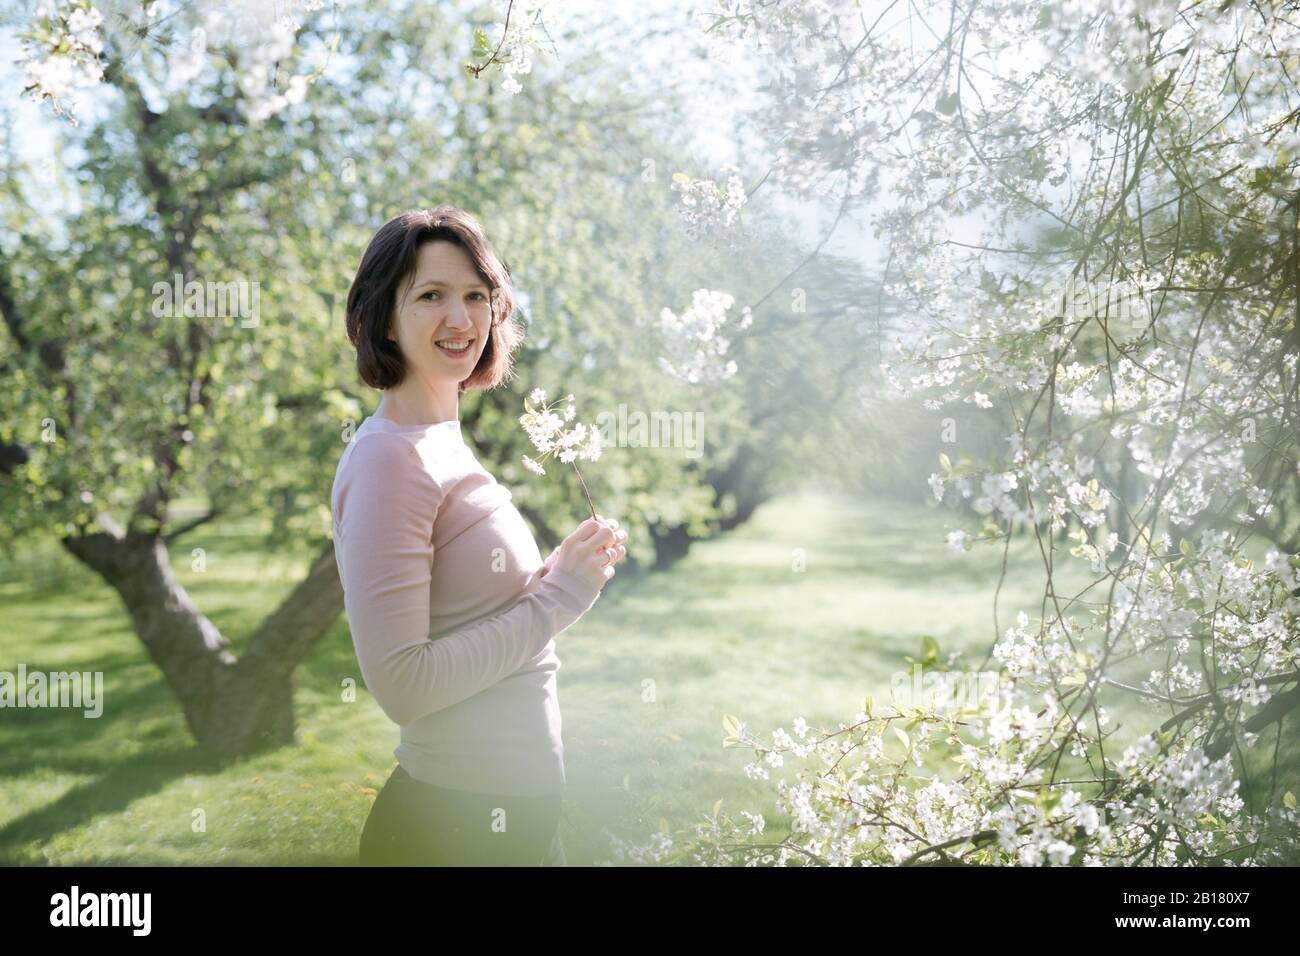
[421,291,486,301]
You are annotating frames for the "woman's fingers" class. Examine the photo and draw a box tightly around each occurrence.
[563,517,628,583]
[593,527,625,554]
[577,515,625,546]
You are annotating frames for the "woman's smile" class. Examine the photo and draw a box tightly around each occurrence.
[435,336,475,357]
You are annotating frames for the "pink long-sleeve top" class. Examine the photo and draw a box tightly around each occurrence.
[330,413,603,797]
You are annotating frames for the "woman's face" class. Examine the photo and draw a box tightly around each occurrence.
[387,239,493,386]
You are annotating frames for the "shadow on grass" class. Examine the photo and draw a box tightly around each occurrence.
[0,746,224,863]
[0,673,184,779]
[0,617,372,864]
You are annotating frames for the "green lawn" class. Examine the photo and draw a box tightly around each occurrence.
[1,490,1295,865]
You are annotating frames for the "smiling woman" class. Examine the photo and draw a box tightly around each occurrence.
[344,206,525,406]
[333,205,629,866]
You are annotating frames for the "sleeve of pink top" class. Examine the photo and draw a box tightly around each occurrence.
[334,431,604,727]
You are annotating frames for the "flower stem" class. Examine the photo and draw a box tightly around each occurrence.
[571,461,598,521]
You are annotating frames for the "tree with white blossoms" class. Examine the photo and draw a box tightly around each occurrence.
[603,0,1300,865]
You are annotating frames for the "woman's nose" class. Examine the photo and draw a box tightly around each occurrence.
[444,302,471,330]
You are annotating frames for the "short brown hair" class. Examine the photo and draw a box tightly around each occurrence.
[345,206,524,392]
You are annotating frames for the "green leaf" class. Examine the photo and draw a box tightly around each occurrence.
[935,91,959,115]
[938,452,952,473]
[920,634,941,665]
[712,798,723,818]
[891,726,910,750]
[1285,791,1296,810]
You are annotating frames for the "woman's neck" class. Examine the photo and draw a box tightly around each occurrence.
[376,384,459,427]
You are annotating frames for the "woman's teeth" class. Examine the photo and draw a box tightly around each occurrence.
[436,339,473,355]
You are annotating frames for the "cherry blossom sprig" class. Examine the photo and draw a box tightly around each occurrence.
[466,0,553,95]
[519,387,603,520]
[671,164,748,242]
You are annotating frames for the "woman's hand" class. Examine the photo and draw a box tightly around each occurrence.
[545,514,628,591]
[540,544,561,577]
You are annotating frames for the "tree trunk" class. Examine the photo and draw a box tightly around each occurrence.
[648,443,772,570]
[648,521,693,570]
[62,519,344,757]
[713,444,768,533]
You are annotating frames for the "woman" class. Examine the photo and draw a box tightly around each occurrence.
[331,205,628,866]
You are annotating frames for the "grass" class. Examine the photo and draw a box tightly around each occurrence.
[0,490,1295,865]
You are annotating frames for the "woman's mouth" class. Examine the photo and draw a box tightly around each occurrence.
[435,337,474,357]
